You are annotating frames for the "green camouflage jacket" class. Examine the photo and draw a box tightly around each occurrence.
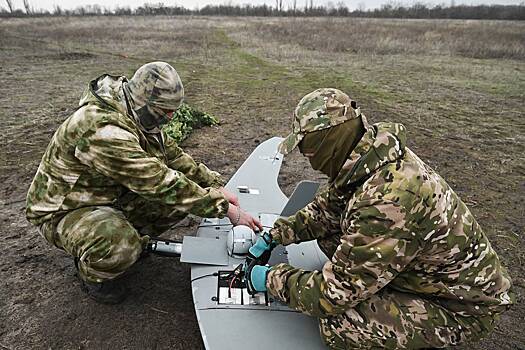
[26,74,228,226]
[268,120,514,318]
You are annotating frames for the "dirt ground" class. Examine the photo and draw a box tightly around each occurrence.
[0,16,523,350]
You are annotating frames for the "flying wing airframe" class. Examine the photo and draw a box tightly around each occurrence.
[149,137,329,349]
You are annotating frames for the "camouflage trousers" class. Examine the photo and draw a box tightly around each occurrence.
[38,192,187,283]
[319,287,499,349]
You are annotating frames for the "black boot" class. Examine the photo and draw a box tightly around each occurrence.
[75,258,128,304]
[79,278,128,305]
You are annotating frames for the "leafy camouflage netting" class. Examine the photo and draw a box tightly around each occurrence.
[163,103,219,142]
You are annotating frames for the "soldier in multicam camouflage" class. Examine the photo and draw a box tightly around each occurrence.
[252,88,514,349]
[26,62,261,304]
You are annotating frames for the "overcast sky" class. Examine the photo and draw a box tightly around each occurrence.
[9,0,524,11]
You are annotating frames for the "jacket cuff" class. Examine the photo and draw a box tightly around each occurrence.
[208,187,229,218]
[269,227,283,245]
[266,263,295,303]
[269,223,297,246]
[209,174,225,188]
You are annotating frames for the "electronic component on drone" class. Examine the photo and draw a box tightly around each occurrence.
[147,237,183,257]
[217,266,269,306]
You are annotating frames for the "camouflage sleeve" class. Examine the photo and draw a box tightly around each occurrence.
[266,200,421,318]
[271,186,342,246]
[163,131,225,188]
[75,124,229,218]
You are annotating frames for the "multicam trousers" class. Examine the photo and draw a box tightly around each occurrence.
[38,192,187,283]
[319,287,500,349]
[315,234,501,349]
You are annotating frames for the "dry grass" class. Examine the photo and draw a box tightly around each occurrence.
[243,17,525,59]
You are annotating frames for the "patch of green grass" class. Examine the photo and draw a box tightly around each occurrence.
[196,28,401,109]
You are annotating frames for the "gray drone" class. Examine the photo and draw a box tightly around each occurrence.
[147,138,328,349]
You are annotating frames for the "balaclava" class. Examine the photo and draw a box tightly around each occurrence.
[299,117,364,180]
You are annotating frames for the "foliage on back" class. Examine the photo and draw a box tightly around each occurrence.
[163,103,219,143]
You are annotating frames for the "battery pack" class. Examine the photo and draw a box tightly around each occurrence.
[217,270,268,306]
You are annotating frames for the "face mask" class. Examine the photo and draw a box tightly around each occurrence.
[299,128,331,171]
[135,104,171,132]
[299,117,365,180]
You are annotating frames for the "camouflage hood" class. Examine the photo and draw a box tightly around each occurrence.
[123,62,184,134]
[79,74,129,116]
[78,63,184,134]
[334,117,407,190]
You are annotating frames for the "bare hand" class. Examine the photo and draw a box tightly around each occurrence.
[218,187,240,206]
[227,204,262,232]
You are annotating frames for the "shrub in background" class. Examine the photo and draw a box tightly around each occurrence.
[163,103,219,143]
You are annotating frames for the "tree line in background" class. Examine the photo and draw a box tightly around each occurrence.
[1,0,524,20]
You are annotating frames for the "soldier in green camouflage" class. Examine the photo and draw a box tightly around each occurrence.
[246,88,514,349]
[26,62,261,304]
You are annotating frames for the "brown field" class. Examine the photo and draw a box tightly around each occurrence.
[0,16,523,349]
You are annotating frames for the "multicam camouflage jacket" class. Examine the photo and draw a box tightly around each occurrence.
[268,119,514,318]
[26,74,228,226]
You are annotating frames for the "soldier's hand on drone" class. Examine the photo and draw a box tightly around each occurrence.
[245,263,270,293]
[218,186,240,206]
[246,232,276,266]
[227,204,263,231]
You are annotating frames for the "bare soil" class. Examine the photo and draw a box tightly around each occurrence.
[0,16,523,350]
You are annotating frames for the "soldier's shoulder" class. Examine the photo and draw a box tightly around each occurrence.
[360,160,420,200]
[347,166,423,227]
[70,103,137,133]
